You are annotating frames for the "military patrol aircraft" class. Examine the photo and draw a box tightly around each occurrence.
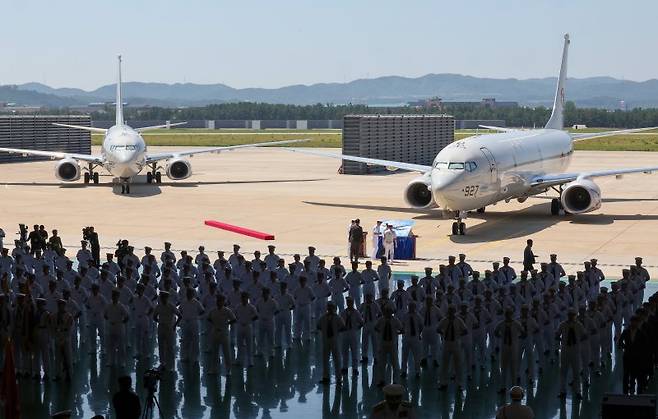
[289,34,658,235]
[0,56,307,194]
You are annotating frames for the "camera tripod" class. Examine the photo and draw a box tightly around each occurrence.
[141,387,163,419]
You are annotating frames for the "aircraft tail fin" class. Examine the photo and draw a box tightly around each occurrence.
[545,34,570,130]
[115,55,124,126]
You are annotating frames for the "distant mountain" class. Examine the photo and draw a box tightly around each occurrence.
[6,74,658,108]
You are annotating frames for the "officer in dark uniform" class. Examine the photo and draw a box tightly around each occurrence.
[523,239,537,272]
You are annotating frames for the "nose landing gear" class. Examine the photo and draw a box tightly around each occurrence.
[119,178,131,194]
[450,211,468,235]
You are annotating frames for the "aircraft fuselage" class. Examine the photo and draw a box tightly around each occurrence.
[431,129,573,211]
[100,125,147,178]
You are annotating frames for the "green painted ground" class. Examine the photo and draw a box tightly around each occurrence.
[91,128,658,151]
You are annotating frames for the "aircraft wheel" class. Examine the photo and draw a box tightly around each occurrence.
[155,172,162,184]
[146,172,153,184]
[125,184,130,194]
[551,198,560,216]
[93,172,99,184]
[451,222,458,235]
[458,222,466,235]
[477,207,486,214]
[84,172,90,184]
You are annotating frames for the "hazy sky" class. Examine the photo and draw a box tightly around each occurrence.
[1,0,656,90]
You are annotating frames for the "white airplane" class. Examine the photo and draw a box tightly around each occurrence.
[289,34,658,235]
[0,55,307,194]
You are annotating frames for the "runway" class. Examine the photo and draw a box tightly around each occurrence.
[1,147,658,278]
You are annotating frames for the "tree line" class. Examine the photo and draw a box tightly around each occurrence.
[84,101,658,128]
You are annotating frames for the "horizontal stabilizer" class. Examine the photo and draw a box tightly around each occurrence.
[478,125,515,132]
[571,126,658,141]
[137,122,188,132]
[52,123,107,134]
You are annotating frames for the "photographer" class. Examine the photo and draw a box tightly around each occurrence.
[115,239,129,270]
[112,375,141,419]
[83,226,101,266]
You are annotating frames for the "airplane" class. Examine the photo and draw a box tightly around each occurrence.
[0,55,307,194]
[288,34,658,235]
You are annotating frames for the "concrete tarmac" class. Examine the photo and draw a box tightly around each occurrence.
[0,147,657,277]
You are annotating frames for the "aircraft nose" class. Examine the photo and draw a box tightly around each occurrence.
[431,170,465,208]
[114,151,135,164]
[431,170,462,191]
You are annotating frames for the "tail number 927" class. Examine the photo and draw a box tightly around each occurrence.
[462,185,479,197]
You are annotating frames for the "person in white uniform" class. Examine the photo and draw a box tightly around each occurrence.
[255,287,279,358]
[207,294,236,376]
[179,287,205,364]
[382,225,397,263]
[371,221,383,260]
[153,291,181,372]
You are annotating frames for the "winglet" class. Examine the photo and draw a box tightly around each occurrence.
[545,34,570,130]
[116,54,124,126]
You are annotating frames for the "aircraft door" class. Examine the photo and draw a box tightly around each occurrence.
[480,147,498,183]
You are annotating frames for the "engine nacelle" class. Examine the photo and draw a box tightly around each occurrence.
[561,179,602,214]
[404,174,436,209]
[55,159,81,182]
[166,158,192,180]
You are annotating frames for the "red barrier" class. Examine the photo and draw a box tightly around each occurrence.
[204,220,275,240]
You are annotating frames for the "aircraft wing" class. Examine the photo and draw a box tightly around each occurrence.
[285,148,432,173]
[0,147,103,163]
[145,138,310,162]
[531,165,658,189]
[571,126,658,141]
[52,123,108,134]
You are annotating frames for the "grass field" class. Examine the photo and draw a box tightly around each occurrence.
[91,128,658,151]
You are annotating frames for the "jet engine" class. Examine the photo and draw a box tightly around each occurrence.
[55,158,81,181]
[165,158,192,180]
[404,174,436,209]
[560,178,602,214]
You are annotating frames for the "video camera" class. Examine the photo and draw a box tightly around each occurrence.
[143,368,161,394]
[82,226,94,241]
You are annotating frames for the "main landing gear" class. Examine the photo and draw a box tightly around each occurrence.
[83,163,100,184]
[550,186,565,216]
[120,178,131,195]
[451,211,468,235]
[146,163,163,184]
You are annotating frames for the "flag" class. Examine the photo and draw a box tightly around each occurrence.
[0,339,20,419]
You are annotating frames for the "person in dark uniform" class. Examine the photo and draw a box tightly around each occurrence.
[523,239,537,272]
[28,224,42,255]
[49,229,64,256]
[349,219,364,264]
[112,375,141,419]
[86,227,100,267]
[619,316,639,394]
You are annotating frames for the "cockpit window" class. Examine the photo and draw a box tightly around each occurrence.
[466,161,477,172]
[434,161,448,169]
[110,145,137,151]
[448,162,465,170]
